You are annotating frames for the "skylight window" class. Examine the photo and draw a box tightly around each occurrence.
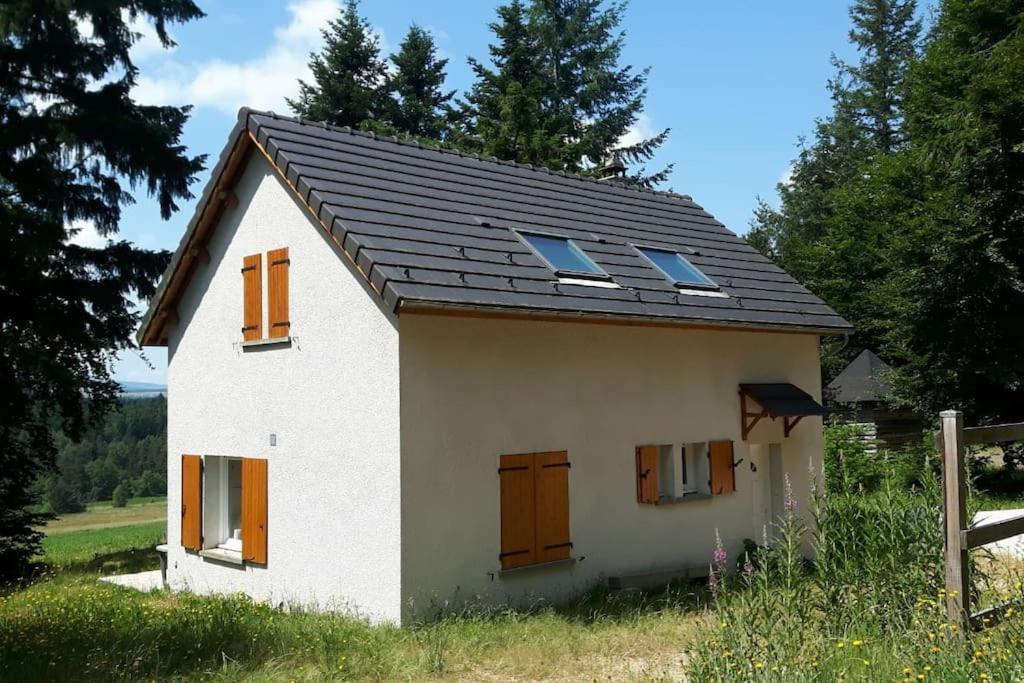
[519,232,608,279]
[637,247,717,289]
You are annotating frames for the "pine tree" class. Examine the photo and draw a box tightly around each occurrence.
[288,0,387,128]
[463,0,670,186]
[842,0,921,152]
[462,0,555,164]
[746,0,920,379]
[0,1,204,579]
[386,25,456,140]
[877,0,1024,420]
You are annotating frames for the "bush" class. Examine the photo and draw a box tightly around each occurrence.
[46,479,85,515]
[823,422,883,493]
[687,471,1024,681]
[131,470,165,498]
[111,484,128,508]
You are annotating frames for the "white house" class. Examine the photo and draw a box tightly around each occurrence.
[138,109,851,625]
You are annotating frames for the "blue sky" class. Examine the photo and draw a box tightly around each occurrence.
[110,0,922,384]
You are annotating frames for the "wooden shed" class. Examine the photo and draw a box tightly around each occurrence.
[826,350,921,452]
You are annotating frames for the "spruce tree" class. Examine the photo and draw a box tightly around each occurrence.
[463,0,670,186]
[746,0,920,379]
[0,1,204,579]
[386,25,456,140]
[462,0,555,165]
[288,0,387,128]
[878,0,1024,420]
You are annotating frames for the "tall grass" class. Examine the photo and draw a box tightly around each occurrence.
[688,460,1024,681]
[0,574,702,681]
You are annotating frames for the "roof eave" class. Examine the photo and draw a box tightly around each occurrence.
[396,299,853,337]
[136,109,256,347]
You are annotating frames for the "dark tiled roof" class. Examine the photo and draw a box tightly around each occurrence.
[827,350,893,403]
[140,109,852,342]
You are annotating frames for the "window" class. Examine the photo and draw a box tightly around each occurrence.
[499,451,572,570]
[519,232,608,279]
[181,454,268,564]
[242,247,290,342]
[205,457,243,552]
[636,246,717,289]
[636,442,727,504]
[681,443,709,496]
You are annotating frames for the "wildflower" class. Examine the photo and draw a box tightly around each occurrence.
[713,529,727,570]
[852,639,864,646]
[742,553,754,579]
[707,565,718,590]
[783,474,797,512]
[836,641,845,649]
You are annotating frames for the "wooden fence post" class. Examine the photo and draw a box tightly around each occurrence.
[941,409,969,631]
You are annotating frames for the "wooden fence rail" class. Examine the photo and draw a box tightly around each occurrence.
[939,410,1024,630]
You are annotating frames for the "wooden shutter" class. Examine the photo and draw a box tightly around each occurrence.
[267,247,290,338]
[241,458,268,564]
[535,451,572,563]
[242,253,262,341]
[635,445,659,504]
[499,453,536,569]
[181,454,202,551]
[709,440,736,495]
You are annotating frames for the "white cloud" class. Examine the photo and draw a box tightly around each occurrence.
[75,10,173,63]
[128,13,174,62]
[618,113,656,149]
[66,219,107,248]
[778,164,795,187]
[134,0,343,115]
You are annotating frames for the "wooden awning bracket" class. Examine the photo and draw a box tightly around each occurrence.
[740,390,811,439]
[740,389,770,440]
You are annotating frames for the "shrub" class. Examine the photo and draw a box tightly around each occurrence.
[46,479,85,515]
[687,470,1024,681]
[111,484,128,508]
[131,470,165,498]
[823,422,882,493]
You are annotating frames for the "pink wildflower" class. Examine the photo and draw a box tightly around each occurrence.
[784,474,797,512]
[713,529,727,569]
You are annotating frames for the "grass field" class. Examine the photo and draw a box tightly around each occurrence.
[7,476,1024,680]
[35,497,167,572]
[42,496,166,534]
[1,498,700,680]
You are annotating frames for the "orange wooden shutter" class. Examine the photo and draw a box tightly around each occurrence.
[241,458,268,564]
[535,451,572,563]
[267,247,290,338]
[635,445,659,504]
[242,253,262,341]
[181,454,202,551]
[499,453,536,569]
[709,440,736,495]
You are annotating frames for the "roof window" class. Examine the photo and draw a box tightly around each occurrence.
[636,246,717,289]
[519,231,609,280]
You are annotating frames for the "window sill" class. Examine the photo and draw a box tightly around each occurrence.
[656,492,713,505]
[499,557,577,576]
[676,287,729,299]
[241,336,292,350]
[199,548,244,566]
[557,276,621,289]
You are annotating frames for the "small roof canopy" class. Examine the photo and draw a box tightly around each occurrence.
[738,383,826,439]
[827,349,892,404]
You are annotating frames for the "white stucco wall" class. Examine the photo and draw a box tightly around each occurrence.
[398,314,823,619]
[164,154,402,623]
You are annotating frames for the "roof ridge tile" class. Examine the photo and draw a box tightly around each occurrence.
[242,108,697,202]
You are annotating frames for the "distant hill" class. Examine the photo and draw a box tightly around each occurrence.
[119,381,167,396]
